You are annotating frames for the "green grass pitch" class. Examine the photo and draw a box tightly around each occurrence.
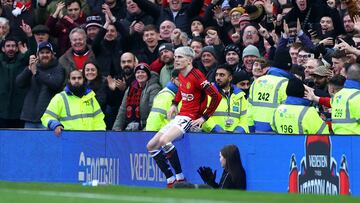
[0,181,358,203]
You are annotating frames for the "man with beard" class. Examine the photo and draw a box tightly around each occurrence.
[159,43,175,88]
[41,70,106,136]
[343,14,355,35]
[203,64,248,133]
[106,52,137,129]
[0,37,29,128]
[16,42,65,129]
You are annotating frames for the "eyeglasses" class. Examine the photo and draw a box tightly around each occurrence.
[298,54,311,59]
[245,31,257,35]
[231,14,242,19]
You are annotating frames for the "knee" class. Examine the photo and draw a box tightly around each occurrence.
[146,142,154,151]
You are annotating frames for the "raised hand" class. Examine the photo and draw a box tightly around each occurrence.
[53,1,65,18]
[263,0,273,14]
[20,20,32,37]
[18,41,28,54]
[212,5,224,20]
[197,166,217,184]
[283,19,289,36]
[353,15,360,34]
[107,75,116,91]
[258,23,270,39]
[115,78,127,91]
[28,55,37,75]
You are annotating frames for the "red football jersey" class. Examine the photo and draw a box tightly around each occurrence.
[174,68,221,120]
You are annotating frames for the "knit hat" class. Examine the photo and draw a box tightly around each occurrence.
[201,45,217,59]
[37,41,54,53]
[221,0,230,10]
[311,65,332,77]
[224,44,241,57]
[159,43,174,54]
[174,46,195,59]
[272,49,292,70]
[191,16,205,26]
[32,24,50,34]
[230,6,246,15]
[242,45,261,58]
[232,70,251,84]
[245,4,265,23]
[134,63,151,78]
[239,13,251,24]
[85,15,102,29]
[286,78,305,98]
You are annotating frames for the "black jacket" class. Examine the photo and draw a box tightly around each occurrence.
[16,59,65,122]
[92,22,128,76]
[208,170,246,190]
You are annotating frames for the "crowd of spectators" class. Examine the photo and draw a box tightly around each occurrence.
[0,0,359,134]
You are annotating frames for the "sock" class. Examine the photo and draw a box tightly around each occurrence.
[149,150,173,179]
[163,146,183,175]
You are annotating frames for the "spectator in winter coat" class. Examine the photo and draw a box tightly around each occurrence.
[16,42,65,128]
[113,63,161,131]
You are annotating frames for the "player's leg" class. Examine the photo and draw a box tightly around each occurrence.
[147,127,175,186]
[158,116,191,182]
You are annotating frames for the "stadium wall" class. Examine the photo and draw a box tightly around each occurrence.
[0,130,358,195]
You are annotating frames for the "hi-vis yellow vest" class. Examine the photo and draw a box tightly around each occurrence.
[41,91,106,130]
[248,75,288,130]
[203,89,248,132]
[331,88,360,134]
[271,104,329,134]
[146,87,175,131]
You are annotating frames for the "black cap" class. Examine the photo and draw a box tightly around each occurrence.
[272,49,292,70]
[232,70,251,84]
[286,78,305,98]
[85,16,103,29]
[37,41,54,53]
[159,43,174,54]
[224,44,241,57]
[32,25,50,34]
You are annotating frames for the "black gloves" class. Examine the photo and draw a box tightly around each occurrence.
[197,166,217,185]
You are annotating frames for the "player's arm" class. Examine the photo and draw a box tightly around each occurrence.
[202,82,222,120]
[167,90,181,119]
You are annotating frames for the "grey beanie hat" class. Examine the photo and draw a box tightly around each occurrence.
[201,45,217,59]
[174,46,196,59]
[242,45,261,58]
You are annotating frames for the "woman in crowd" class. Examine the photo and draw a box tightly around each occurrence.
[198,144,246,190]
[83,62,107,112]
[112,63,161,131]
